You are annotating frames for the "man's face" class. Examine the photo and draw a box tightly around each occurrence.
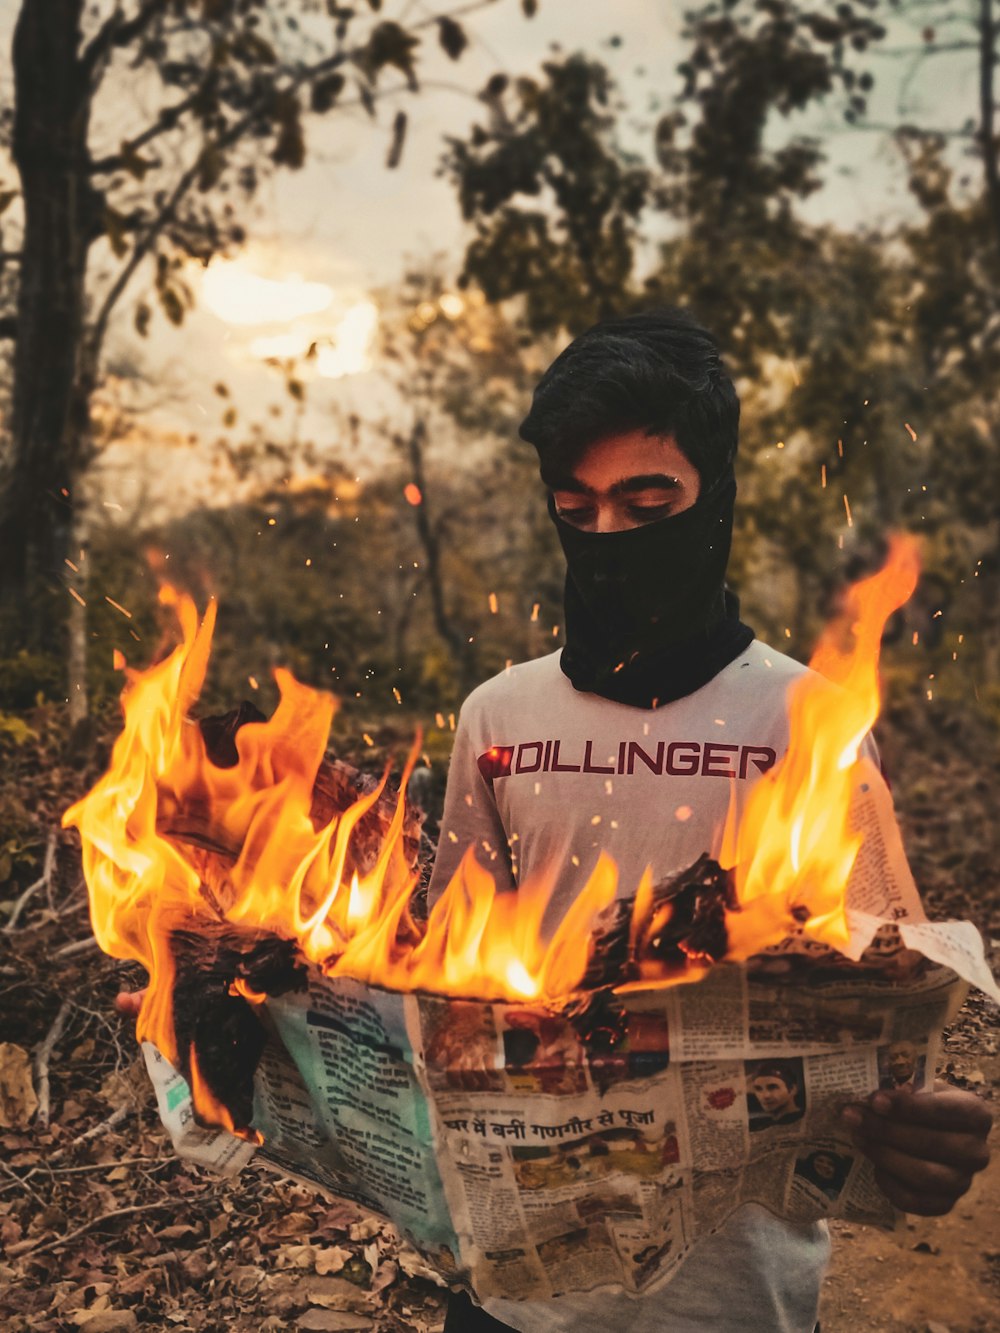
[546,430,701,534]
[888,1043,916,1083]
[752,1075,796,1116]
[813,1153,837,1181]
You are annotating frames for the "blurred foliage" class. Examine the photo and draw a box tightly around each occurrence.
[0,0,996,753]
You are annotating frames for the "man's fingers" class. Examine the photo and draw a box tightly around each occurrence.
[115,989,145,1017]
[868,1087,993,1136]
[846,1109,991,1172]
[862,1141,976,1200]
[872,1166,965,1217]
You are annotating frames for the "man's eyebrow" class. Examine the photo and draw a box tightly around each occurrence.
[610,473,681,495]
[545,472,682,495]
[543,474,592,494]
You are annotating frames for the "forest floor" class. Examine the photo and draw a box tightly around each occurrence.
[1,689,997,1333]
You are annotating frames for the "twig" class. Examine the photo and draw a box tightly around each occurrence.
[0,1157,46,1209]
[6,1197,187,1259]
[33,998,73,1129]
[7,1157,172,1190]
[3,831,57,931]
[53,935,99,958]
[63,1102,132,1152]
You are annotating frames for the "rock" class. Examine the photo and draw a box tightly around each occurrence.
[926,1323,951,1333]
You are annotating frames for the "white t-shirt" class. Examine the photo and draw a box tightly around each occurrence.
[428,641,839,1332]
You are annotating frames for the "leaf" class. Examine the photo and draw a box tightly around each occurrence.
[356,21,420,91]
[313,1245,352,1276]
[0,1043,39,1129]
[295,1311,372,1331]
[385,110,407,169]
[158,286,185,326]
[437,17,467,61]
[311,72,345,113]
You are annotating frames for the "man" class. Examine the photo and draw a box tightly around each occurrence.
[429,309,992,1332]
[747,1060,805,1130]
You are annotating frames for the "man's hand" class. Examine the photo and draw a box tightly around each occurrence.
[841,1083,993,1215]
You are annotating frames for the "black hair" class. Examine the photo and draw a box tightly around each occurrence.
[519,307,739,487]
[750,1060,800,1091]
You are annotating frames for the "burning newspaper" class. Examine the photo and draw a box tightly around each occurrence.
[64,540,1000,1304]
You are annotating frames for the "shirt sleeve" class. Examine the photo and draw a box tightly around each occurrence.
[426,704,516,906]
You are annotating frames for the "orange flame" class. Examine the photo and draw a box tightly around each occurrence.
[64,540,918,1130]
[63,587,617,1126]
[720,534,919,955]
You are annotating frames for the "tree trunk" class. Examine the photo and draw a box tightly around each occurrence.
[405,417,475,695]
[0,0,95,647]
[981,0,1000,254]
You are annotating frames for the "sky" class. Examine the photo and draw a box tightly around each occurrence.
[0,0,983,519]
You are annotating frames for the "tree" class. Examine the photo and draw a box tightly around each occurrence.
[0,0,517,719]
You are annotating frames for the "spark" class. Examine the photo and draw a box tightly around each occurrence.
[105,596,132,619]
[112,649,126,671]
[392,687,402,705]
[776,440,785,450]
[248,675,259,690]
[363,733,374,747]
[64,558,79,572]
[820,464,827,489]
[404,483,422,506]
[912,632,919,646]
[675,806,692,822]
[448,713,456,731]
[68,587,86,607]
[843,494,853,527]
[488,592,498,614]
[904,422,917,441]
[530,603,540,622]
[837,438,844,458]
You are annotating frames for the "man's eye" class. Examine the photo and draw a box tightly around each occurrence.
[556,507,594,526]
[627,503,673,522]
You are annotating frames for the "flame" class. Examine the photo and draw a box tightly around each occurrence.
[64,540,918,1131]
[719,534,920,955]
[63,587,617,1127]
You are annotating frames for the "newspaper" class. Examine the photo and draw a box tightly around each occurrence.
[143,763,999,1304]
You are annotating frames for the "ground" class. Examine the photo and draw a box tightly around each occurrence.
[0,691,997,1332]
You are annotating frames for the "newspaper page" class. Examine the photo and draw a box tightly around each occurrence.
[141,759,999,1304]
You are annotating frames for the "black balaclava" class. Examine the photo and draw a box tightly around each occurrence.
[552,464,754,708]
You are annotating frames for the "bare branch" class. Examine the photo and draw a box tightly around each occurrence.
[3,830,57,931]
[89,86,208,175]
[81,0,168,80]
[33,997,73,1129]
[6,1197,192,1259]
